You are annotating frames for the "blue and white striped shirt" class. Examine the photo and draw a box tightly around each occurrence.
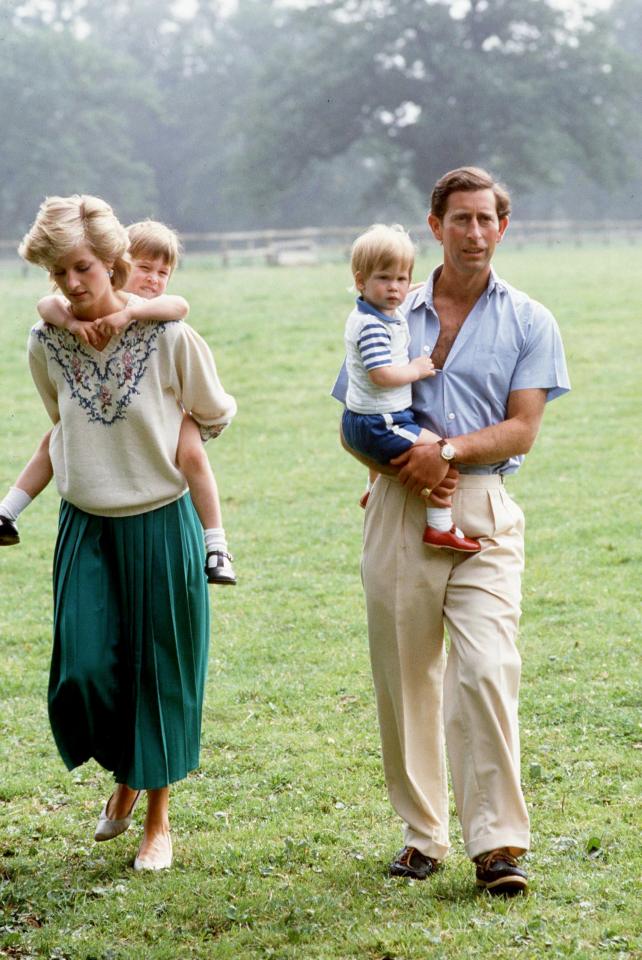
[358,319,394,370]
[344,298,412,414]
[334,267,570,474]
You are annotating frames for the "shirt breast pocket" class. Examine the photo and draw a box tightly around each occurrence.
[474,338,519,364]
[472,340,520,388]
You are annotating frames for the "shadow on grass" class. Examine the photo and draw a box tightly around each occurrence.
[325,848,483,906]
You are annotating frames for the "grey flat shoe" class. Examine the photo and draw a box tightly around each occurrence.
[94,789,141,842]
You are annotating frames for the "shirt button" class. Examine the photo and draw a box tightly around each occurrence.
[448,412,455,421]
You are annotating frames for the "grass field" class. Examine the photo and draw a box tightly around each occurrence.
[0,245,640,959]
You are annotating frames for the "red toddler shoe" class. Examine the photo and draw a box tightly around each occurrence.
[423,525,480,553]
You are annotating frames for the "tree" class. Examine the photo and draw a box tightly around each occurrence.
[0,0,259,232]
[2,0,638,234]
[612,0,642,57]
[231,0,641,217]
[518,0,642,219]
[0,23,159,236]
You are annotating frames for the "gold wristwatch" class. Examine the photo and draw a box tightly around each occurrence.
[438,439,456,461]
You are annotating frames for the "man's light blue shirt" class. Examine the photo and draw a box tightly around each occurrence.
[332,266,571,475]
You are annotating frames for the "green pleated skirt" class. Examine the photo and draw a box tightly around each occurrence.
[50,494,209,790]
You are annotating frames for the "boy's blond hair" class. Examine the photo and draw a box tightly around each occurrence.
[127,220,182,272]
[18,194,131,290]
[350,223,415,282]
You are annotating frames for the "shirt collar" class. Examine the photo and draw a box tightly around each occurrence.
[356,296,401,325]
[406,265,508,313]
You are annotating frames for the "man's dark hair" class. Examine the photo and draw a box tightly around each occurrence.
[430,167,511,220]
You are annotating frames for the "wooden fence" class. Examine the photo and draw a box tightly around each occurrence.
[2,220,641,269]
[180,220,642,266]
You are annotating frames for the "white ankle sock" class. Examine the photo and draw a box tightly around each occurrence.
[0,486,33,522]
[204,527,227,553]
[426,507,452,532]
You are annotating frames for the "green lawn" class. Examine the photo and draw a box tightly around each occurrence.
[0,246,640,959]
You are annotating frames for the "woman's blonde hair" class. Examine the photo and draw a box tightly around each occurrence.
[351,223,415,282]
[18,195,131,290]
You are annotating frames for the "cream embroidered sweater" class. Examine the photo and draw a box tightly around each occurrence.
[28,313,237,517]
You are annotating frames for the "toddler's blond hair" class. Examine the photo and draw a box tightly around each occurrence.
[350,224,414,282]
[127,220,182,272]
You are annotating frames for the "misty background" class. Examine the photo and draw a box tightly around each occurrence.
[1,0,640,238]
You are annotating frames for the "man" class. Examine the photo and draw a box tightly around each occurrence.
[333,167,570,895]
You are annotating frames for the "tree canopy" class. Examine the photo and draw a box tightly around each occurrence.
[0,25,158,235]
[0,0,639,237]
[235,0,641,219]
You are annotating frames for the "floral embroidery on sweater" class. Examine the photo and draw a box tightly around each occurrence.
[34,322,171,425]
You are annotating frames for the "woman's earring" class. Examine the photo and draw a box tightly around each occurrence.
[108,269,114,278]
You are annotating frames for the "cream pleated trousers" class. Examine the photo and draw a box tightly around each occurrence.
[362,474,530,861]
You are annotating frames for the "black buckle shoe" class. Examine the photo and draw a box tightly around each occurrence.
[205,549,237,585]
[475,848,528,896]
[389,846,440,880]
[0,515,20,546]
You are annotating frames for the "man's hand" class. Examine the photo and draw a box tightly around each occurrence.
[391,441,449,496]
[427,467,459,508]
[407,355,435,381]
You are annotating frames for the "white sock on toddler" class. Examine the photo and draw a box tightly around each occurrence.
[204,527,228,554]
[426,506,469,539]
[427,507,453,532]
[0,486,33,522]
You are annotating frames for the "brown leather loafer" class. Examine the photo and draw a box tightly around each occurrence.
[389,846,441,880]
[475,848,528,895]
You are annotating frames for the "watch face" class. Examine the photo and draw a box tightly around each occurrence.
[442,443,455,460]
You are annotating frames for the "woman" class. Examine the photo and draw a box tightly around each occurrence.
[19,195,236,870]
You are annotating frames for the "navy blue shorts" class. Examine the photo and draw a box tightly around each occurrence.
[342,408,422,465]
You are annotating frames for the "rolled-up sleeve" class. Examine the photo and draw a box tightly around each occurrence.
[169,324,237,441]
[509,302,571,402]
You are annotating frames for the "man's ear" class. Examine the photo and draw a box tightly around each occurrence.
[497,216,510,241]
[427,212,442,243]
